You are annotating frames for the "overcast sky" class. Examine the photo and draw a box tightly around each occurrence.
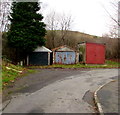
[40,0,119,37]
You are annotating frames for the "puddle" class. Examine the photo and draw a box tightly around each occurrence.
[82,90,95,106]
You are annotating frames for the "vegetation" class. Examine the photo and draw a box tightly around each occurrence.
[28,60,120,69]
[1,2,119,64]
[3,30,119,63]
[2,59,35,89]
[1,58,119,91]
[2,60,24,87]
[1,1,119,97]
[7,1,46,64]
[45,11,73,48]
[105,60,119,66]
[45,30,119,59]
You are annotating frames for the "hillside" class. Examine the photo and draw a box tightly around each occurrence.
[45,30,119,59]
[2,30,119,61]
[67,30,101,39]
[45,30,102,49]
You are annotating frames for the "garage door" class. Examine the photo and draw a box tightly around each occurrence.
[29,52,48,65]
[55,52,76,64]
[86,43,105,64]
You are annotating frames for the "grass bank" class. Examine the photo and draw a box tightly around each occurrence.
[2,60,35,89]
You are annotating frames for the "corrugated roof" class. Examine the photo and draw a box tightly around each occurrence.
[52,45,76,52]
[34,46,52,52]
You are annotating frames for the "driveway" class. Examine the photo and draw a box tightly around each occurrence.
[2,69,118,113]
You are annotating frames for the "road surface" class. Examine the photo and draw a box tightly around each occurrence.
[2,69,118,114]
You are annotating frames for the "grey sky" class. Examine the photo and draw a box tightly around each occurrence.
[40,0,118,36]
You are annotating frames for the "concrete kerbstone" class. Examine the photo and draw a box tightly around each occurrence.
[94,80,115,115]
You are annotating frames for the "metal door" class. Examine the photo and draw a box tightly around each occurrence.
[29,52,48,65]
[55,52,76,64]
[86,43,105,64]
[95,45,105,64]
[86,44,96,64]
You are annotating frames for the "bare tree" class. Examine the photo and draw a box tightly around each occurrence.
[59,13,73,44]
[44,11,74,48]
[118,1,120,37]
[45,11,59,48]
[0,1,11,32]
[101,0,119,38]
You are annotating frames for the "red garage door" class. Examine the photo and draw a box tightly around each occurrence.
[86,43,105,64]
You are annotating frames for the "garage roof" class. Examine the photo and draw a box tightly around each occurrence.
[52,45,76,52]
[34,46,52,52]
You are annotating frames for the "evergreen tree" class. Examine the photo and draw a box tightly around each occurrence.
[7,1,46,63]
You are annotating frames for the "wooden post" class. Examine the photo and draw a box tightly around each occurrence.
[20,61,23,66]
[48,52,50,65]
[27,55,29,66]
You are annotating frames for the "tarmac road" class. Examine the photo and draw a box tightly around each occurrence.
[97,79,118,113]
[2,69,118,114]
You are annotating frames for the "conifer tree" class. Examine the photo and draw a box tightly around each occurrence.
[7,1,46,63]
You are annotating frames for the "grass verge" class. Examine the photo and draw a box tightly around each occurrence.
[28,60,120,69]
[1,60,119,90]
[2,60,35,89]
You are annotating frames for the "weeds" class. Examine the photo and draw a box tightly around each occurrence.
[2,60,36,88]
[28,60,120,69]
